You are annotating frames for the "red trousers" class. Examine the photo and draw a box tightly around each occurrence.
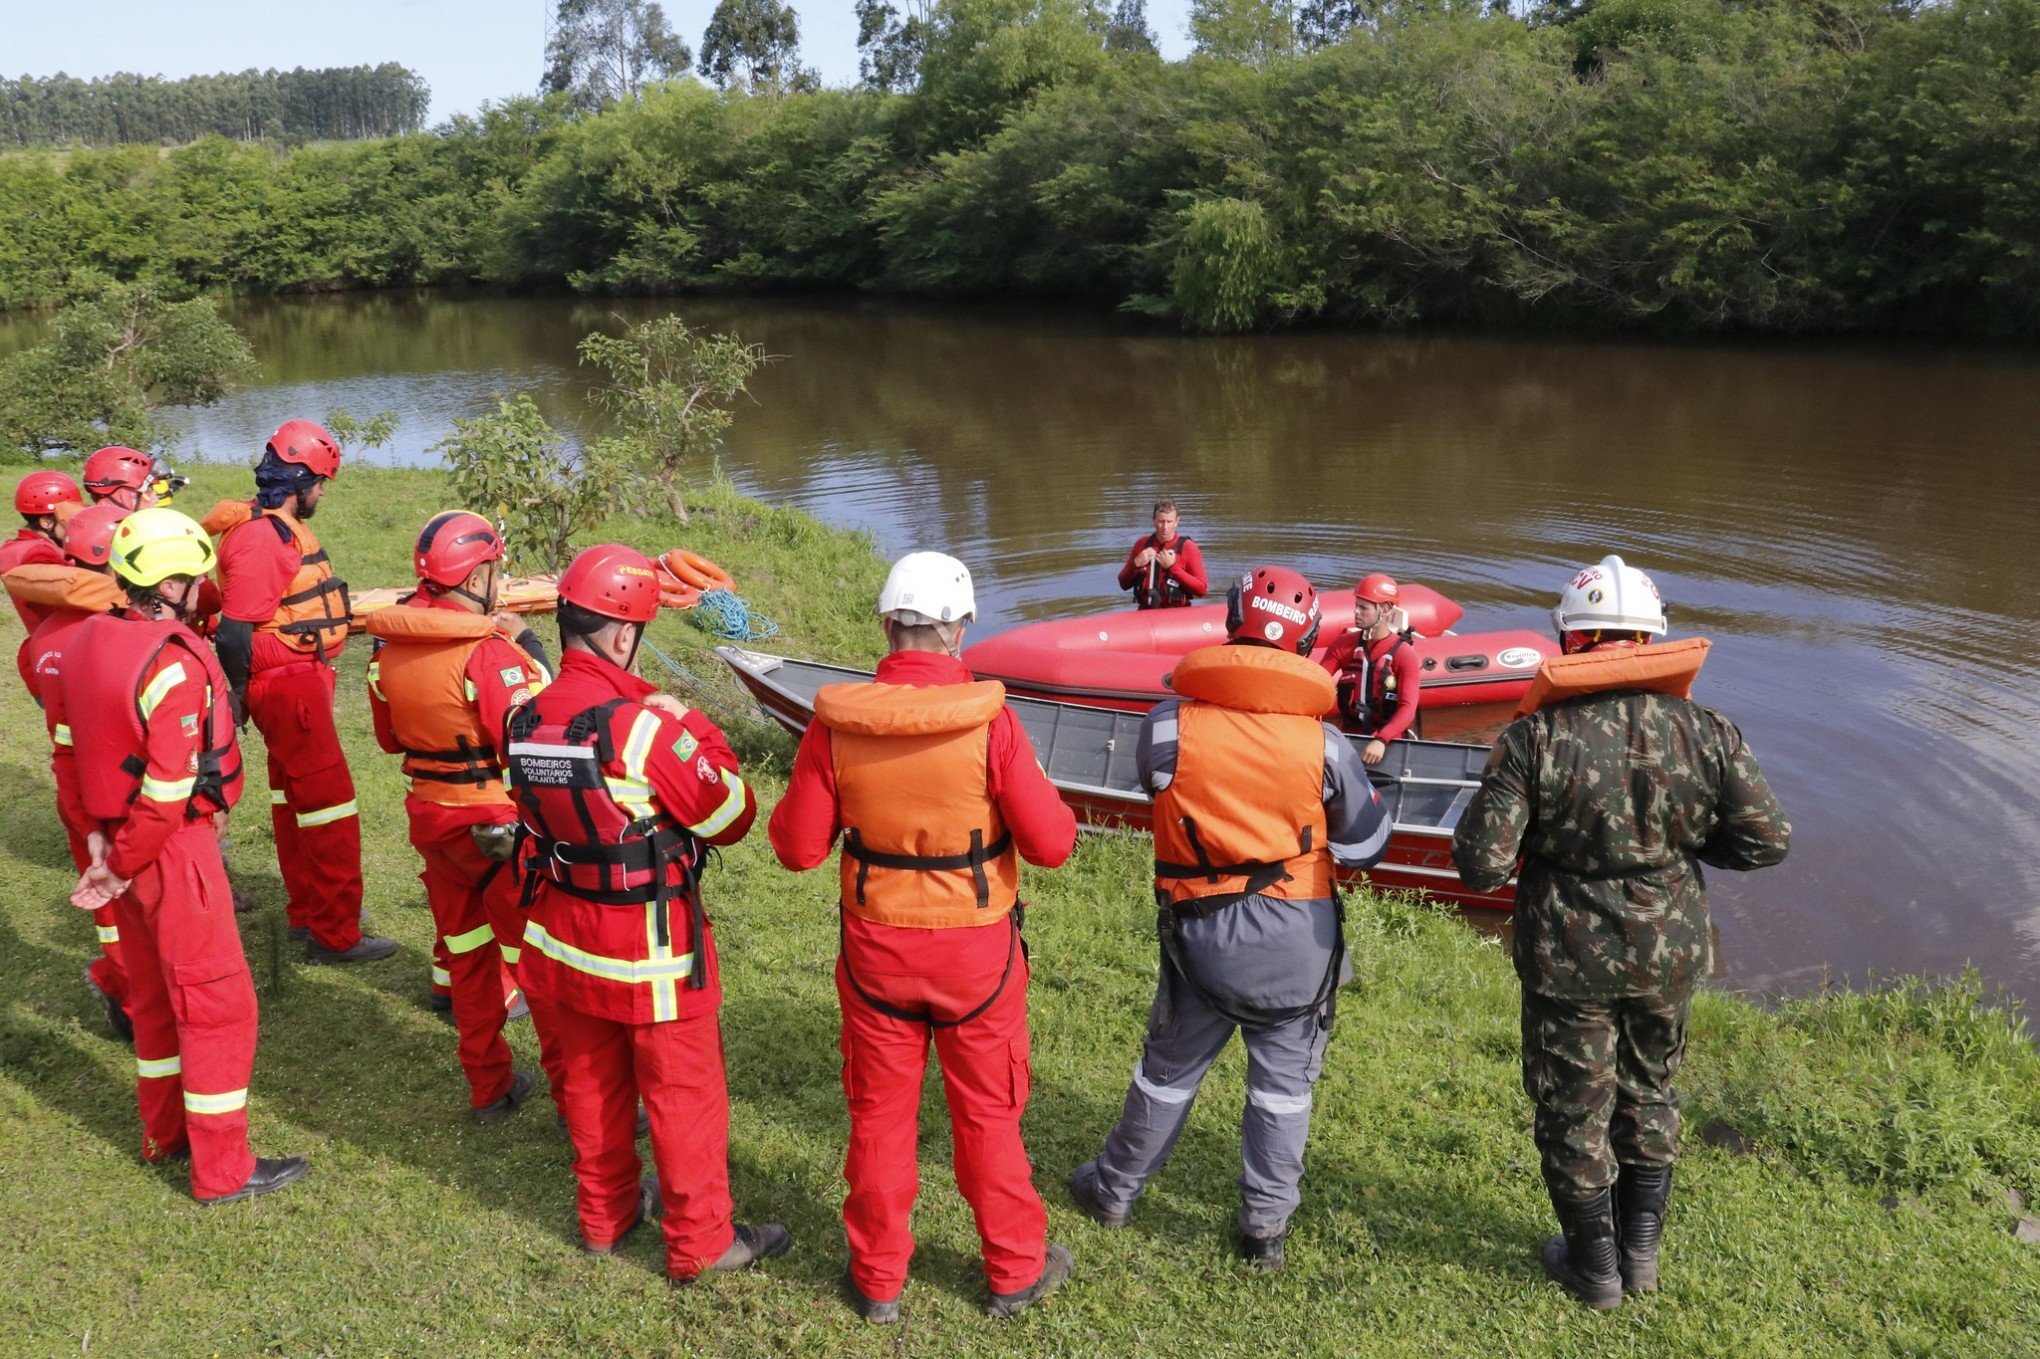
[63,821,128,1005]
[836,946,1045,1300]
[406,804,525,1107]
[534,997,734,1279]
[119,825,259,1200]
[248,661,362,951]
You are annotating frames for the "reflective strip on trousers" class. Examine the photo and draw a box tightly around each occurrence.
[295,799,358,829]
[444,923,495,955]
[136,1054,182,1079]
[1247,1086,1313,1116]
[1132,1060,1196,1105]
[53,723,73,746]
[183,1088,248,1116]
[270,789,289,806]
[97,924,120,944]
[431,965,452,987]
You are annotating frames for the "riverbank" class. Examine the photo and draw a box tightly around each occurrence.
[1,467,2036,1357]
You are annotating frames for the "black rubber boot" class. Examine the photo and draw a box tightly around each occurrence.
[1236,1229,1287,1272]
[1068,1161,1131,1228]
[201,1155,311,1206]
[987,1243,1073,1318]
[1615,1164,1673,1294]
[1541,1186,1623,1310]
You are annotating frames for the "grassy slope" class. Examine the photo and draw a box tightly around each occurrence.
[1,467,2036,1358]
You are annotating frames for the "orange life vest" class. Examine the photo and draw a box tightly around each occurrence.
[1515,637,1711,716]
[1153,644,1336,906]
[64,614,243,822]
[365,600,534,806]
[1,562,125,615]
[205,499,352,658]
[815,678,1021,929]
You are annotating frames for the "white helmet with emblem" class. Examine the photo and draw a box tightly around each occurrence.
[877,551,977,626]
[1552,554,1667,637]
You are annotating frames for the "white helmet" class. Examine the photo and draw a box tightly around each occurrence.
[1552,554,1667,637]
[877,551,976,625]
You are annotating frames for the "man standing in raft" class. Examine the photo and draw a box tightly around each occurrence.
[1118,498,1207,609]
[1069,566,1391,1270]
[1453,554,1790,1309]
[769,552,1079,1323]
[207,421,395,965]
[1317,572,1422,762]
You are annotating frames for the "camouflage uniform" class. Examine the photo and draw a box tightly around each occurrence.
[1451,689,1789,1197]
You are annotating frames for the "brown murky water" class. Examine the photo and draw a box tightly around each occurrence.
[12,291,2038,1004]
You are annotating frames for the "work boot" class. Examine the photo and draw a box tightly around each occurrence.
[427,991,454,1014]
[1068,1161,1131,1228]
[305,934,399,965]
[473,1070,538,1125]
[1615,1164,1673,1294]
[1236,1229,1287,1272]
[200,1155,310,1206]
[83,967,133,1044]
[505,991,531,1024]
[1541,1186,1624,1310]
[582,1174,662,1255]
[986,1243,1073,1318]
[842,1272,901,1324]
[673,1222,791,1284]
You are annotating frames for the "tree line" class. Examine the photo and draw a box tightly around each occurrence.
[0,65,430,147]
[1,0,2035,336]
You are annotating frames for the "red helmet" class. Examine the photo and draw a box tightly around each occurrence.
[414,511,504,587]
[265,420,343,479]
[60,501,130,568]
[1355,572,1399,606]
[1226,565,1322,655]
[14,470,82,517]
[559,544,661,624]
[82,447,154,501]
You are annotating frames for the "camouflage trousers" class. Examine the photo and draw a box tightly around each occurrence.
[1521,987,1691,1198]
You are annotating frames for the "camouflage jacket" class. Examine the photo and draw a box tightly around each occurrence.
[1452,690,1791,1000]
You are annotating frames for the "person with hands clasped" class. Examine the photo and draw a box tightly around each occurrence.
[54,508,309,1205]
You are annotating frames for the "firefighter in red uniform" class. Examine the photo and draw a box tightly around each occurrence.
[366,511,552,1121]
[3,471,84,652]
[1117,498,1208,610]
[57,508,309,1204]
[770,551,1080,1323]
[505,544,788,1282]
[1317,573,1422,764]
[206,420,393,964]
[7,500,133,1038]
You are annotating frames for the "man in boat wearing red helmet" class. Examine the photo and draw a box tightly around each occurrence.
[1317,572,1422,763]
[1069,565,1391,1271]
[1117,499,1207,610]
[1454,554,1790,1309]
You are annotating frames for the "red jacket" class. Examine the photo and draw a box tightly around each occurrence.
[1,529,64,633]
[769,650,1077,977]
[1318,629,1422,742]
[516,650,757,1025]
[1117,533,1207,609]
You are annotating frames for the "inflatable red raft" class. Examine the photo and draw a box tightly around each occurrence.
[962,584,1554,739]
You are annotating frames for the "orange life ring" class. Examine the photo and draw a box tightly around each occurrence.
[654,558,703,610]
[662,548,735,595]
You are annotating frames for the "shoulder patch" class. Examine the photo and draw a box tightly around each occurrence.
[498,665,524,686]
[673,730,700,762]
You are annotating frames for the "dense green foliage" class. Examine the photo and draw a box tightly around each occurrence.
[3,465,2038,1356]
[3,0,2037,333]
[0,65,429,147]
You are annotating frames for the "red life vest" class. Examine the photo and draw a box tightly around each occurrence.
[504,697,707,989]
[1153,644,1336,905]
[814,678,1020,927]
[64,614,243,822]
[1335,630,1412,733]
[1133,534,1195,609]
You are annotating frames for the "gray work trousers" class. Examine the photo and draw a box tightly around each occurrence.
[1091,894,1344,1239]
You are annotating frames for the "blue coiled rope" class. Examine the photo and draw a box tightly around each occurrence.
[689,587,780,642]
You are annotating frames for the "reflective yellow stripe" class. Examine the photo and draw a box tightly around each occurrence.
[296,799,358,828]
[522,920,693,987]
[183,1088,248,1116]
[499,944,522,966]
[136,1055,181,1079]
[610,709,662,820]
[366,660,384,702]
[686,769,749,838]
[444,923,495,955]
[140,774,197,802]
[430,965,452,987]
[96,925,120,943]
[270,789,289,806]
[53,723,73,746]
[464,677,477,701]
[604,776,656,820]
[137,662,188,720]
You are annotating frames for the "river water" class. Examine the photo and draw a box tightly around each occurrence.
[14,291,2040,1006]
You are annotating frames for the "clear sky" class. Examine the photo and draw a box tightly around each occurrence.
[5,1,1199,126]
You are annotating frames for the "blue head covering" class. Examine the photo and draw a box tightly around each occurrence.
[254,452,319,510]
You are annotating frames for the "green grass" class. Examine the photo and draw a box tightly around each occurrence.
[3,467,2038,1357]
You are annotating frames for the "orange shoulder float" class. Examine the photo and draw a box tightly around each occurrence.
[363,601,496,643]
[1516,637,1711,716]
[815,679,1006,736]
[198,498,255,537]
[1168,643,1337,717]
[2,562,126,614]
